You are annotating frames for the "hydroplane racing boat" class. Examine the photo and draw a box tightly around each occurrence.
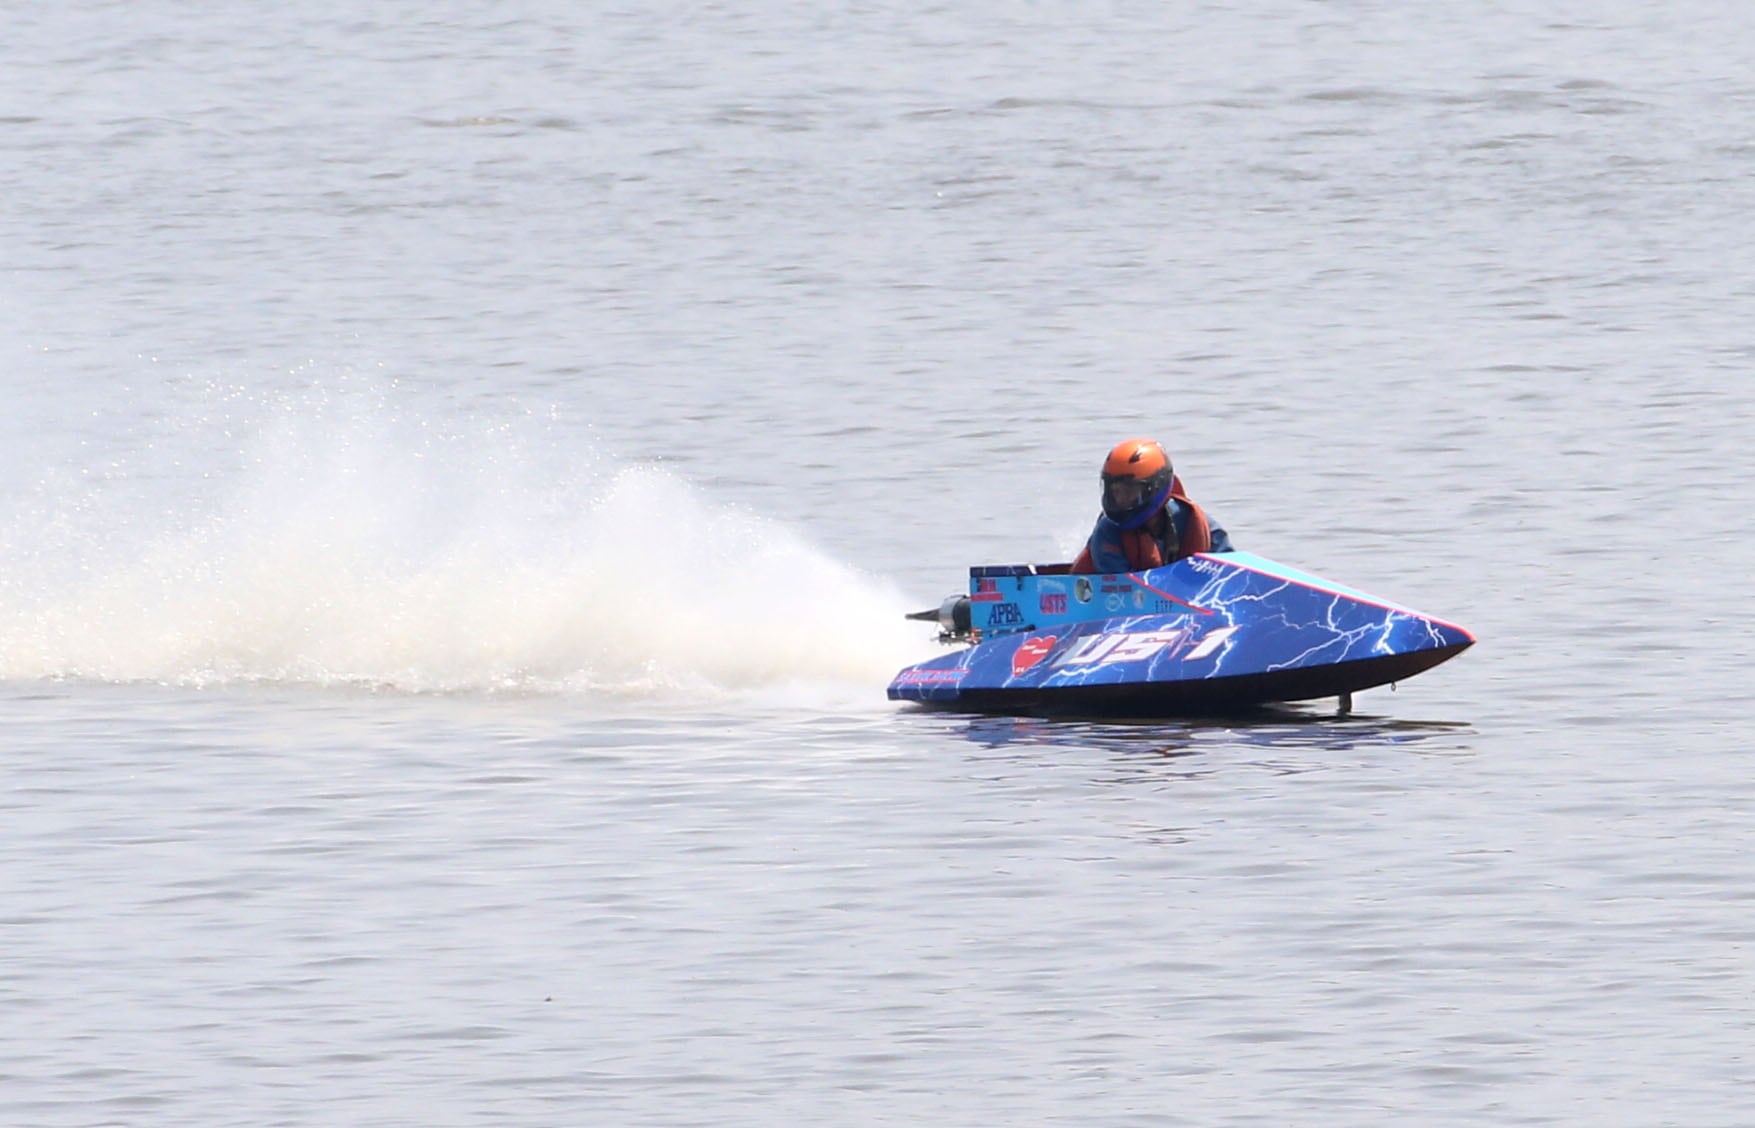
[887,551,1473,717]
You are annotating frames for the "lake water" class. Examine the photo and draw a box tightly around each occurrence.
[4,3,1754,1125]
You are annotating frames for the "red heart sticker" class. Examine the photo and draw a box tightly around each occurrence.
[1011,635,1058,677]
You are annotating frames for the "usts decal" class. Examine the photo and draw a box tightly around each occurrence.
[1052,625,1240,668]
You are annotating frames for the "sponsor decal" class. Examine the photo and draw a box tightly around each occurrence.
[1131,574,1216,616]
[985,601,1025,628]
[1039,592,1068,615]
[1074,577,1093,603]
[971,577,1003,603]
[1010,634,1058,677]
[1105,593,1124,613]
[894,668,967,684]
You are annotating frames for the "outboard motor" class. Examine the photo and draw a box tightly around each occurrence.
[905,595,972,642]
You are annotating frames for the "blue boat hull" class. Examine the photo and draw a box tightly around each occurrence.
[887,552,1473,717]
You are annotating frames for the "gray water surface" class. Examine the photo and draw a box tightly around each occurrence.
[3,3,1753,1125]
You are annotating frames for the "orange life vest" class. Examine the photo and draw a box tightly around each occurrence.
[1071,493,1214,573]
[1122,493,1213,568]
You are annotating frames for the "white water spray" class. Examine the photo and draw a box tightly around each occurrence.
[0,382,935,699]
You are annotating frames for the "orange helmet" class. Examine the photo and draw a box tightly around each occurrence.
[1100,437,1174,528]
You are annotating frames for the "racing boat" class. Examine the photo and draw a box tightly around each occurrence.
[888,551,1473,716]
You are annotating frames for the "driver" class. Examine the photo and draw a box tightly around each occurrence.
[1070,438,1234,574]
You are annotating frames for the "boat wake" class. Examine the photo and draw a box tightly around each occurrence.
[0,390,931,701]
